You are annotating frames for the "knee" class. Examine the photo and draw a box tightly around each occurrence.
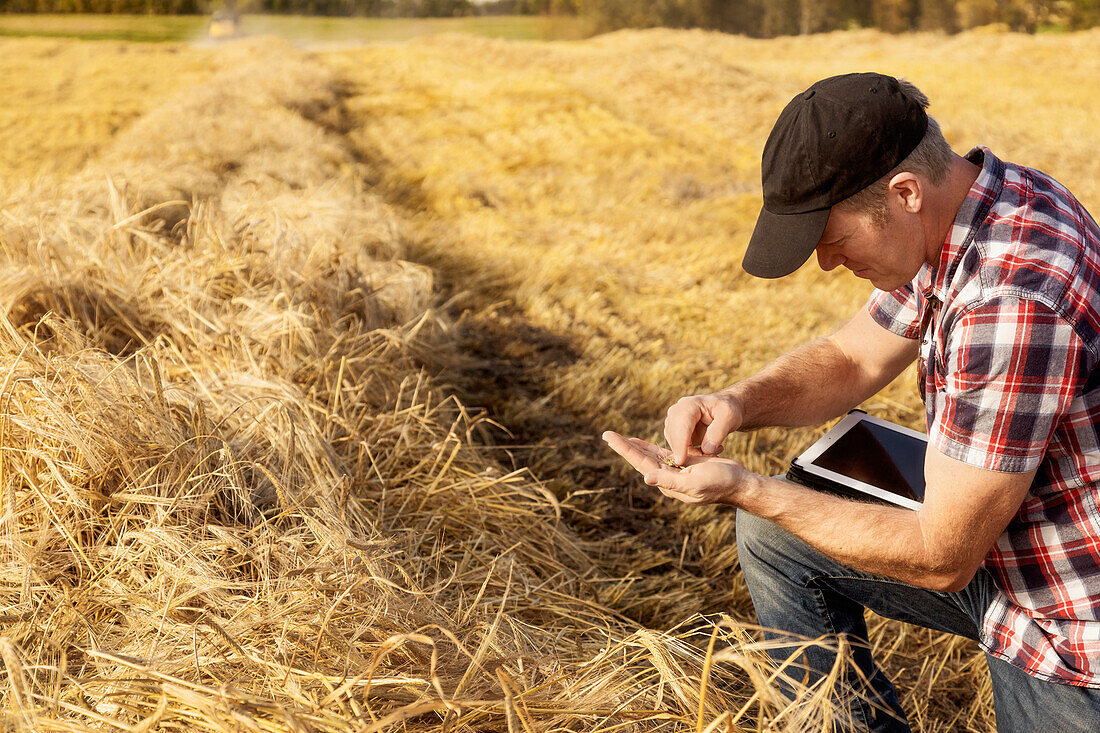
[735,508,823,583]
[736,508,791,569]
[735,509,818,626]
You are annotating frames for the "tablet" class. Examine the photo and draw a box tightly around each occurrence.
[787,411,927,511]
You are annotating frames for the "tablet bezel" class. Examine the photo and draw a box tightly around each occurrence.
[791,411,927,511]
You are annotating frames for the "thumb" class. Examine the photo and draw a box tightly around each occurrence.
[644,466,686,492]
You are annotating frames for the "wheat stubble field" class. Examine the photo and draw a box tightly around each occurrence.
[0,23,1098,732]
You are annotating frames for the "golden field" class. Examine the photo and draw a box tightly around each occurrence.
[1,25,1099,732]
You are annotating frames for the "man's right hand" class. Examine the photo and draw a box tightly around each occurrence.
[664,392,744,465]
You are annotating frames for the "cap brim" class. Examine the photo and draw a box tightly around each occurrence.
[741,206,831,279]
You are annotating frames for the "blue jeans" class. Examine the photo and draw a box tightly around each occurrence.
[735,508,1100,732]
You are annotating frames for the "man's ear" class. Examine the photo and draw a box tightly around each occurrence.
[887,171,923,214]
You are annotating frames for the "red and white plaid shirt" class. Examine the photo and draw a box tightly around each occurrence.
[869,147,1100,687]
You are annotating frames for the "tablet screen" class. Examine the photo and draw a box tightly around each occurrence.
[808,419,926,503]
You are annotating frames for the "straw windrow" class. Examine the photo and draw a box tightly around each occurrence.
[0,38,865,731]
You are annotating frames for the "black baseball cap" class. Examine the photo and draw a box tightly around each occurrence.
[741,72,928,278]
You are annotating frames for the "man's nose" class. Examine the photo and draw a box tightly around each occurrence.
[816,245,845,271]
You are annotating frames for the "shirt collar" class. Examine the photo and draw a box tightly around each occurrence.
[916,146,1005,300]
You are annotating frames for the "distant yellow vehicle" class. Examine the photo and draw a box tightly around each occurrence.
[208,9,241,40]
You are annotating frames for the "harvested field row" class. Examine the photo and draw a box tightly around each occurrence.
[0,37,220,187]
[326,28,1100,730]
[7,26,1097,731]
[0,37,857,731]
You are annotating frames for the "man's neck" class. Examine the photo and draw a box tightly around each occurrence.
[924,154,982,266]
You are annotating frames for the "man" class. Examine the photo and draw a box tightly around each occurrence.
[602,73,1100,731]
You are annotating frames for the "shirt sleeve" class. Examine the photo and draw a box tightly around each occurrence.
[930,297,1089,473]
[867,284,921,339]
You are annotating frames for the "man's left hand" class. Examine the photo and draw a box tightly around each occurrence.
[601,430,749,505]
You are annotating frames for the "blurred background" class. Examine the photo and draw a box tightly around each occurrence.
[0,0,1098,42]
[0,2,1097,731]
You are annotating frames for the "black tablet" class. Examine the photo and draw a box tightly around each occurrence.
[787,411,927,511]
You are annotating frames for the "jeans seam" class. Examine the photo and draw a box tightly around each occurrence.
[825,573,953,596]
[804,574,879,732]
[827,573,980,639]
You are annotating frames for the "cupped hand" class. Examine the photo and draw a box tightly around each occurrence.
[663,392,744,465]
[601,430,749,506]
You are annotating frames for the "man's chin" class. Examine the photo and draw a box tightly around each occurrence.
[868,275,906,291]
[845,268,906,291]
[866,275,893,290]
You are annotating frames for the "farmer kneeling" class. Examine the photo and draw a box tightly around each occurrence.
[603,73,1100,731]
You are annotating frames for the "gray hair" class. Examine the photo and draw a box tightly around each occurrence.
[836,79,954,226]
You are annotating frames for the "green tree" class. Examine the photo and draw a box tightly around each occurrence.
[760,0,798,35]
[955,0,1000,29]
[918,0,958,31]
[872,0,916,32]
[1068,0,1100,28]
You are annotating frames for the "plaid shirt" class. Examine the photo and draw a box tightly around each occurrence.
[869,147,1100,687]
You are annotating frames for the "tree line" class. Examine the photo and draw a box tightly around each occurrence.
[0,0,475,14]
[1,0,1097,34]
[557,0,1100,35]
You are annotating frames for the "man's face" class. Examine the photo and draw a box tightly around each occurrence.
[814,205,925,291]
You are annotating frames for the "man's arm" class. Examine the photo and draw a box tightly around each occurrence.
[604,431,1034,591]
[732,447,1034,590]
[665,304,916,462]
[727,305,916,430]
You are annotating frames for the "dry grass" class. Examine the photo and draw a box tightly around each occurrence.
[0,38,220,187]
[0,34,871,732]
[327,27,1100,731]
[3,26,1098,732]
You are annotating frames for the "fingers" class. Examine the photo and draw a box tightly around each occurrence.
[690,423,709,453]
[645,461,739,505]
[664,398,704,465]
[626,437,669,461]
[664,394,741,464]
[625,436,662,453]
[643,466,685,491]
[601,431,662,474]
[701,407,739,455]
[644,467,708,506]
[606,432,743,506]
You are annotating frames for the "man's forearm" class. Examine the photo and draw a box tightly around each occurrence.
[721,336,869,431]
[736,474,965,591]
